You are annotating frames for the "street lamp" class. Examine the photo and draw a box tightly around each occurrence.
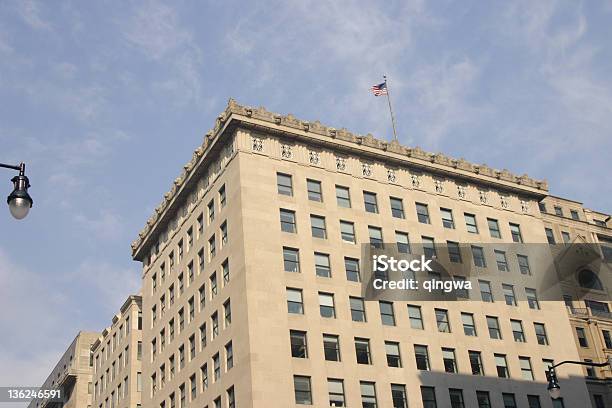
[0,162,33,219]
[547,360,610,399]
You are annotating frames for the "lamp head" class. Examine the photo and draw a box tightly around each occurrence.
[547,371,561,399]
[7,174,33,220]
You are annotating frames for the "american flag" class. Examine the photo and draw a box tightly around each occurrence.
[370,82,387,96]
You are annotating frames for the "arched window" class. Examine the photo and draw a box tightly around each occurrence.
[578,269,603,290]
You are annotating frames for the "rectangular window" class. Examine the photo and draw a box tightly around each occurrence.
[441,208,455,229]
[277,173,293,196]
[495,354,509,378]
[340,221,356,243]
[416,203,430,224]
[307,179,322,202]
[390,197,405,218]
[477,391,491,408]
[421,386,437,408]
[469,351,484,375]
[336,185,351,208]
[360,382,377,408]
[472,246,487,267]
[479,280,493,302]
[345,257,360,282]
[488,218,501,238]
[364,191,379,213]
[213,353,220,381]
[314,252,331,277]
[211,312,219,338]
[526,288,540,309]
[210,272,217,297]
[200,364,208,390]
[283,247,300,272]
[350,296,366,322]
[385,341,402,367]
[454,276,469,298]
[222,259,229,283]
[465,213,478,233]
[422,236,436,258]
[310,215,327,239]
[368,226,383,249]
[536,323,549,345]
[562,231,571,243]
[208,235,216,259]
[293,376,312,405]
[290,330,308,358]
[447,241,462,263]
[603,330,612,349]
[519,356,534,380]
[510,223,523,243]
[396,231,410,254]
[503,393,517,408]
[219,184,226,208]
[511,319,525,342]
[462,313,476,336]
[224,299,231,326]
[379,301,395,326]
[189,335,196,360]
[414,345,430,370]
[197,215,203,237]
[207,200,215,224]
[328,379,345,407]
[227,386,235,408]
[391,384,408,408]
[571,209,580,220]
[188,297,195,321]
[503,284,517,306]
[517,254,531,274]
[495,250,508,271]
[198,285,205,311]
[408,305,424,329]
[323,334,341,361]
[287,288,304,314]
[435,309,450,333]
[449,389,464,408]
[280,209,296,233]
[527,395,541,408]
[487,316,502,339]
[443,348,457,373]
[554,206,563,216]
[545,228,556,244]
[319,292,335,318]
[355,338,372,364]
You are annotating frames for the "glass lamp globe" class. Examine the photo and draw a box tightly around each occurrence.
[8,197,31,219]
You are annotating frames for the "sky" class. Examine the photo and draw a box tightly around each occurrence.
[1,0,611,390]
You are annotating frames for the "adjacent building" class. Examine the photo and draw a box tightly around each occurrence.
[540,196,612,407]
[91,295,143,408]
[28,331,99,408]
[129,99,609,407]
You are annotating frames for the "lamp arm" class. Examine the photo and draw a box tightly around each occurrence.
[551,360,609,371]
[0,162,25,175]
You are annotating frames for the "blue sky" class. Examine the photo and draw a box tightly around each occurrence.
[1,0,611,387]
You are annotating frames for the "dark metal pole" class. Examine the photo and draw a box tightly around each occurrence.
[0,162,22,172]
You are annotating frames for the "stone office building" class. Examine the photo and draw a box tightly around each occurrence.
[28,331,99,408]
[91,295,143,408]
[130,99,610,407]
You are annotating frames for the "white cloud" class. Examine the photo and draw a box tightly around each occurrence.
[15,0,52,31]
[74,209,125,241]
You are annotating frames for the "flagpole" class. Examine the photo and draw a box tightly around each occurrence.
[383,75,398,143]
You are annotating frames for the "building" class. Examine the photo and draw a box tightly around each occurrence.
[91,295,143,408]
[130,99,603,407]
[28,331,99,408]
[540,195,612,408]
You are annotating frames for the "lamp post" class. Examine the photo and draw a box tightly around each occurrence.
[547,360,610,399]
[0,162,33,219]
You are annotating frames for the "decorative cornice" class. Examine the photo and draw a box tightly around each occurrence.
[131,98,549,259]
